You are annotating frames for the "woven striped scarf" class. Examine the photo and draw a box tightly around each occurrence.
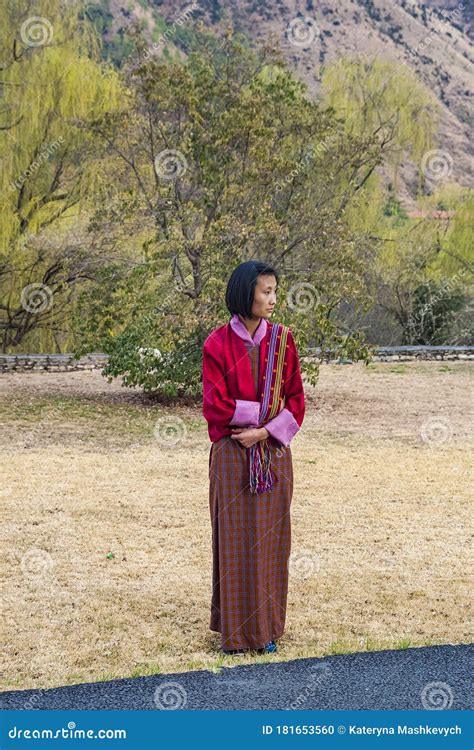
[249,322,289,495]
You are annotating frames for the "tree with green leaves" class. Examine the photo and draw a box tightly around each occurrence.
[70,27,404,395]
[321,56,439,195]
[0,0,123,351]
[362,185,473,345]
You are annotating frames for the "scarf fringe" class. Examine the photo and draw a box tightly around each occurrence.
[249,438,274,495]
[247,322,288,495]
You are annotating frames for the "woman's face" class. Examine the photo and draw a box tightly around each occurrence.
[250,274,278,319]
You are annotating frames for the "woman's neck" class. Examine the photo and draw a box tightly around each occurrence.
[238,314,262,339]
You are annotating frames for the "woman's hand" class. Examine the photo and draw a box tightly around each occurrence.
[230,426,269,448]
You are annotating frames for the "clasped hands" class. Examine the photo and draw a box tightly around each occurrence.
[230,425,269,448]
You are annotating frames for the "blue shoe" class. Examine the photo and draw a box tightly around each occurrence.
[258,640,277,654]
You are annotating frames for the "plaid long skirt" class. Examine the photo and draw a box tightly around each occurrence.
[208,345,294,650]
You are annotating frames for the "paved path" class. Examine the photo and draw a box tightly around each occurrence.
[1,645,472,710]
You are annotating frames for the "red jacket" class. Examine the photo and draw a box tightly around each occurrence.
[202,318,305,444]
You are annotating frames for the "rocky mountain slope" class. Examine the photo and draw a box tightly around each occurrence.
[103,0,474,198]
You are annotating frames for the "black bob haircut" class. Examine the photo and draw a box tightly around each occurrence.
[225,260,279,319]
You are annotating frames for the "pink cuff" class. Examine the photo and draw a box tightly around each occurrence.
[229,399,260,426]
[264,407,300,447]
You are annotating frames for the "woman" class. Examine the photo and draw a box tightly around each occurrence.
[202,260,305,656]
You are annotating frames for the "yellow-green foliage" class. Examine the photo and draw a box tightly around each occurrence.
[419,185,474,280]
[1,1,123,250]
[322,56,439,192]
[0,0,124,350]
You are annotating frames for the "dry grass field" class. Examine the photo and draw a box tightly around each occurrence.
[0,360,472,691]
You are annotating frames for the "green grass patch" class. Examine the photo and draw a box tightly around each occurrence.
[396,639,412,649]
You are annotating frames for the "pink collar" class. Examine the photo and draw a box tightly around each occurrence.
[230,313,267,345]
